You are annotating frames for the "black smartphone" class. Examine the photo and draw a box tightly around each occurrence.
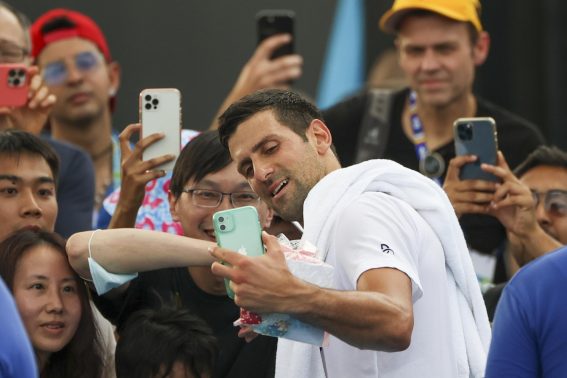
[256,9,295,60]
[453,117,499,182]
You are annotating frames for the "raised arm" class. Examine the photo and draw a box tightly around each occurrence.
[66,228,214,280]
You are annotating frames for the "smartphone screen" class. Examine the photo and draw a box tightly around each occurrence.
[213,206,264,299]
[256,10,295,59]
[0,64,29,107]
[139,88,181,171]
[454,117,499,182]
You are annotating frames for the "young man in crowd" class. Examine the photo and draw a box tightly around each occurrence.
[0,2,94,237]
[212,89,490,378]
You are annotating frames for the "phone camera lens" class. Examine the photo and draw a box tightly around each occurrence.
[218,217,224,222]
[144,103,152,110]
[152,99,159,105]
[16,69,25,77]
[220,225,226,231]
[8,69,15,77]
[458,123,474,141]
[145,95,152,101]
[12,78,20,86]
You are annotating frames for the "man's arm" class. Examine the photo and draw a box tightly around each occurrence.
[211,232,413,351]
[66,229,214,280]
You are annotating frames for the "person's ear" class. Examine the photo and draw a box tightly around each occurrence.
[473,31,490,66]
[307,119,333,155]
[168,191,180,222]
[107,61,121,97]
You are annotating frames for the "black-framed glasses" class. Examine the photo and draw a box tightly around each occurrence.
[531,189,567,217]
[182,188,260,208]
[0,39,28,63]
[42,50,102,86]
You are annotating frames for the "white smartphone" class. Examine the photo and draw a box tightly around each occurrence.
[139,88,181,171]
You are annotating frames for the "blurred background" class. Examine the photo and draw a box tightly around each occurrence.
[17,0,567,148]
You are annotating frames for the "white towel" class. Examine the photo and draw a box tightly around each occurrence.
[298,159,491,377]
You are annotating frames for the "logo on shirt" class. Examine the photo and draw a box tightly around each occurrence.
[380,243,394,255]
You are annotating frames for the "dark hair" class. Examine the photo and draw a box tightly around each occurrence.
[169,130,232,198]
[218,89,324,149]
[0,129,59,184]
[0,229,104,378]
[115,307,217,378]
[514,146,567,178]
[0,1,31,51]
[39,15,76,35]
[395,9,480,45]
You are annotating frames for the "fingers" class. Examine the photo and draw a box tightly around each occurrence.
[254,34,293,60]
[445,155,477,182]
[238,326,259,343]
[27,70,56,110]
[210,246,245,267]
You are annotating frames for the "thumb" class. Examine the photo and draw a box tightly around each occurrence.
[261,231,285,260]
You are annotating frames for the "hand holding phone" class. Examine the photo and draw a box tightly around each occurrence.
[0,64,29,108]
[453,117,499,182]
[139,88,181,171]
[213,206,264,299]
[256,10,295,60]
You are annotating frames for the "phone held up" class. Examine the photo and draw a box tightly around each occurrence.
[453,117,500,182]
[0,64,29,107]
[256,9,295,60]
[139,88,181,171]
[213,206,265,299]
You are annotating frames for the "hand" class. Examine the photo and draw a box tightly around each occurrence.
[113,124,175,218]
[210,232,299,313]
[238,325,259,343]
[6,66,56,134]
[443,155,498,217]
[482,152,538,237]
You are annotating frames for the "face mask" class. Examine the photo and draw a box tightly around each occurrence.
[87,229,137,295]
[88,257,137,295]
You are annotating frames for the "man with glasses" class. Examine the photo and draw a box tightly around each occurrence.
[483,147,567,375]
[77,131,278,378]
[474,146,567,320]
[0,2,94,238]
[31,9,121,218]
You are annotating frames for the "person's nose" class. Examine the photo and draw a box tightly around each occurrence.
[420,49,441,72]
[45,287,64,314]
[253,162,274,183]
[217,194,233,210]
[65,59,85,85]
[535,197,551,228]
[20,189,42,218]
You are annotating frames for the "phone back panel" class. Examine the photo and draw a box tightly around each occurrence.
[0,64,29,107]
[213,206,264,298]
[454,117,499,182]
[256,10,295,59]
[139,88,181,171]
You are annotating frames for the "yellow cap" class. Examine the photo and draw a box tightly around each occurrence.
[379,0,482,33]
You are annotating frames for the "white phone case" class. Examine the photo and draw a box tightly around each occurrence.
[139,88,181,171]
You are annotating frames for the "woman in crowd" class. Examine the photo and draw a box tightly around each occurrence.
[0,229,105,378]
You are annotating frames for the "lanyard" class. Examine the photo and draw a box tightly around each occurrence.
[408,91,444,183]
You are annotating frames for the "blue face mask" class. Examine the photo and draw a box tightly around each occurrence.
[88,257,137,295]
[87,230,137,295]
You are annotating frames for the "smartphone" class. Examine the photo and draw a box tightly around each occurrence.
[139,88,181,171]
[256,9,295,60]
[0,64,29,107]
[453,117,499,182]
[213,206,264,299]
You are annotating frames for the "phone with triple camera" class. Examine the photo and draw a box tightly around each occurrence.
[139,88,181,171]
[213,206,264,299]
[453,117,499,182]
[256,9,295,60]
[0,64,29,107]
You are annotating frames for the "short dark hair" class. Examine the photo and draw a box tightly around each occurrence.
[169,130,232,198]
[218,89,325,150]
[0,129,59,184]
[0,1,31,51]
[0,229,104,378]
[514,146,567,178]
[115,307,218,378]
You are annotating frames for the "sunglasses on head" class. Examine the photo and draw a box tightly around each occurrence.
[42,50,102,86]
[531,189,567,217]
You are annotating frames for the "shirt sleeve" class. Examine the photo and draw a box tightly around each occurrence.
[485,284,538,377]
[333,192,423,302]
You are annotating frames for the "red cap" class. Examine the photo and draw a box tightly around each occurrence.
[31,9,111,61]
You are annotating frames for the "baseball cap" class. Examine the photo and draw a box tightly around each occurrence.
[379,0,482,34]
[30,8,111,61]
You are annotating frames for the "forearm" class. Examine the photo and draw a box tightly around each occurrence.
[284,279,413,351]
[67,229,214,279]
[107,201,140,229]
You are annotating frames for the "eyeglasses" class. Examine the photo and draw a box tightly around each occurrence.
[531,189,567,217]
[182,189,260,208]
[0,39,28,63]
[42,51,102,86]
